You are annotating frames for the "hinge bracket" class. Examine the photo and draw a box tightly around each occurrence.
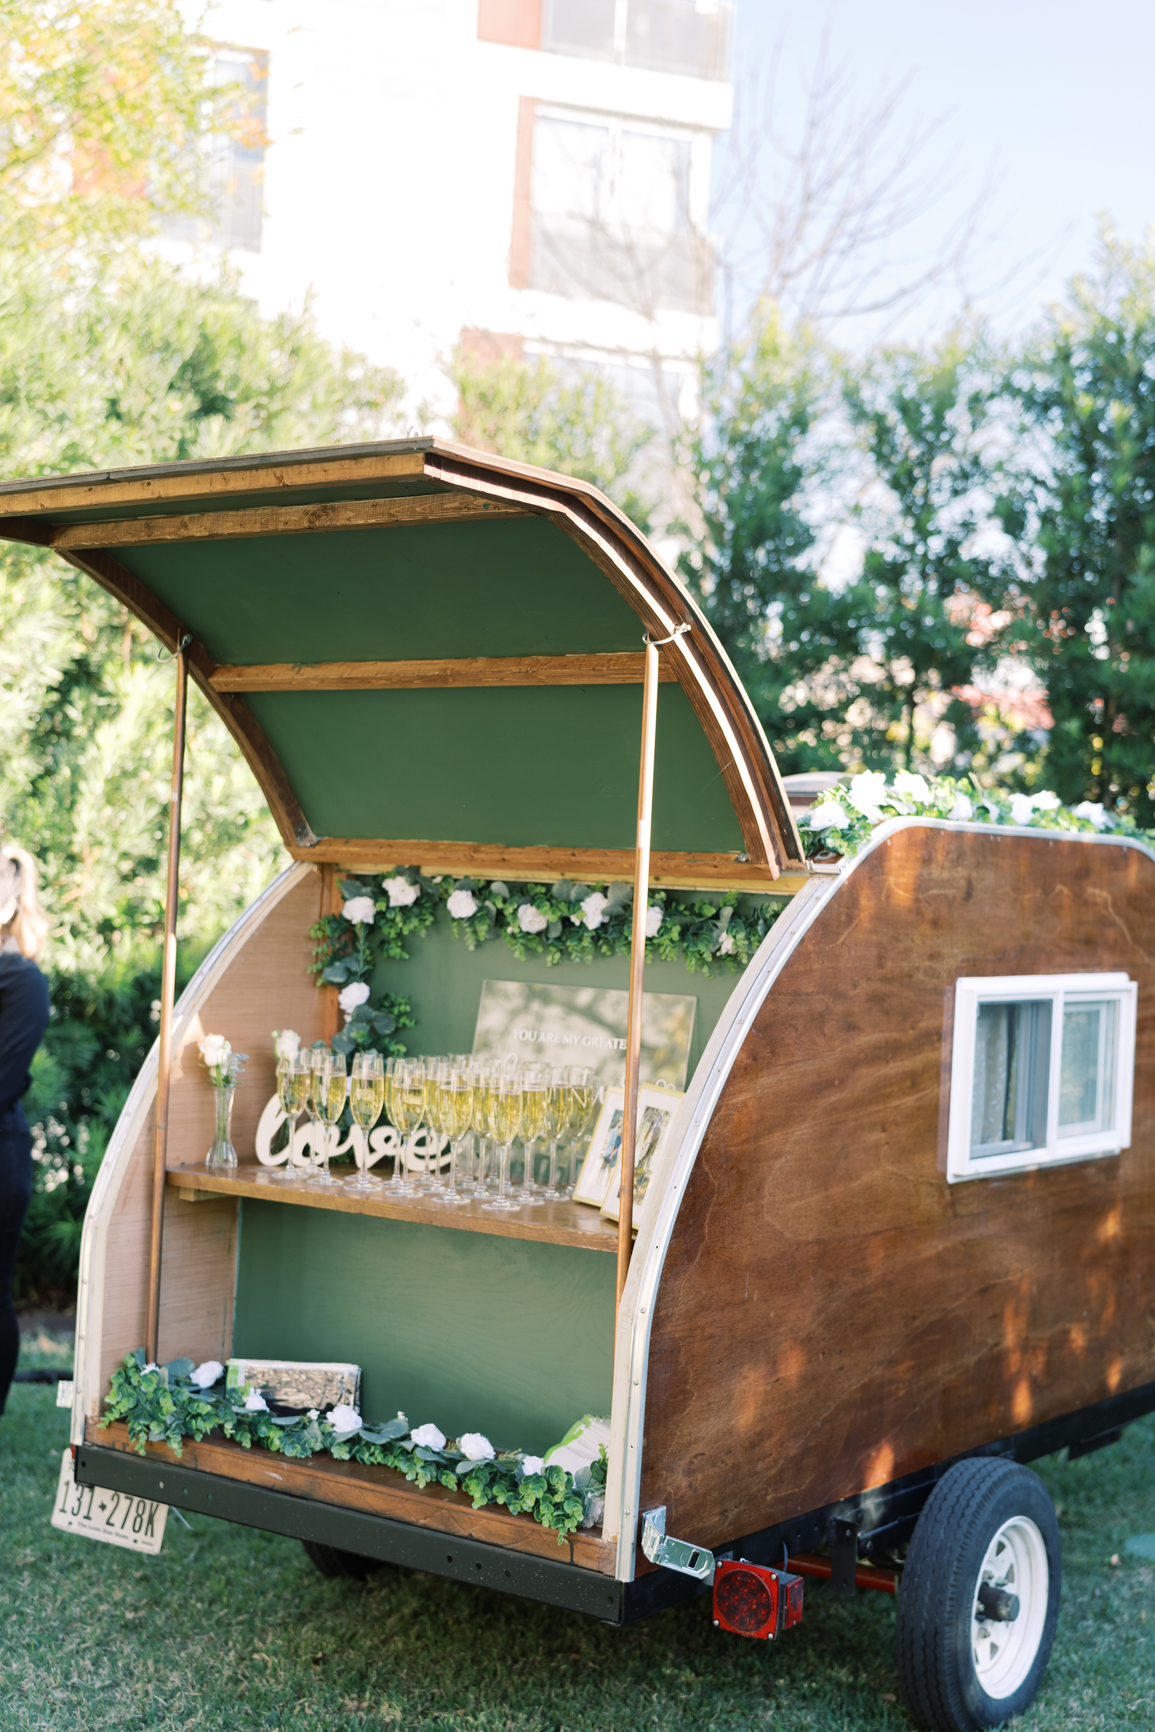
[641,1506,715,1583]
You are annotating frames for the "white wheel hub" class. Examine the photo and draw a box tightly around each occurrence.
[971,1515,1049,1699]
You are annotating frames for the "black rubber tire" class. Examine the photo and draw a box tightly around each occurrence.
[895,1458,1061,1732]
[301,1540,384,1581]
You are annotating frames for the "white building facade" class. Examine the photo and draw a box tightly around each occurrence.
[173,0,733,430]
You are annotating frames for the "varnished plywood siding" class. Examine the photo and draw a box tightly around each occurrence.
[97,870,325,1393]
[642,828,1155,1549]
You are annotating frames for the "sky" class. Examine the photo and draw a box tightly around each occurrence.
[720,0,1155,344]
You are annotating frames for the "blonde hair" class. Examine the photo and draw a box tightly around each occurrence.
[0,843,48,962]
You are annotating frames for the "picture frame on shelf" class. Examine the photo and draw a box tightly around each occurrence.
[600,1086,684,1230]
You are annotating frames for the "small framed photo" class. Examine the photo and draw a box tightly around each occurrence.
[572,1088,623,1210]
[600,1086,684,1230]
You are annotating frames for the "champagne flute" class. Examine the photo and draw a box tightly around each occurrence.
[304,1046,330,1181]
[442,1063,474,1204]
[482,1069,525,1211]
[382,1056,417,1198]
[392,1059,428,1196]
[345,1050,385,1192]
[563,1065,596,1196]
[540,1066,569,1200]
[470,1060,493,1192]
[309,1050,346,1187]
[516,1063,549,1206]
[274,1052,310,1183]
[423,1058,450,1197]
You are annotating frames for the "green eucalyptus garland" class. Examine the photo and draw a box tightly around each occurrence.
[310,869,786,1056]
[100,1351,600,1543]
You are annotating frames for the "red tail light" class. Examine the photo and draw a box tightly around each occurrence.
[713,1561,804,1640]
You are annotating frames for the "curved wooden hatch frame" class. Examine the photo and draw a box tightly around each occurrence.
[0,438,806,886]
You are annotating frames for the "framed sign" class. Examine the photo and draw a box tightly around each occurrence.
[473,980,696,1092]
[572,1084,684,1217]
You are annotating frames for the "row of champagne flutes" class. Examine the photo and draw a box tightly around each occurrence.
[274,1049,600,1210]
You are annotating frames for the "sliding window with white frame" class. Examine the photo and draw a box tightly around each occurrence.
[946,973,1137,1182]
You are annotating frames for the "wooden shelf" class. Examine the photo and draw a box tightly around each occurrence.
[91,1421,615,1574]
[166,1161,620,1253]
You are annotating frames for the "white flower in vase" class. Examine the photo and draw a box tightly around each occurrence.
[848,770,889,822]
[338,981,370,1022]
[447,888,478,919]
[327,1404,362,1434]
[517,903,548,934]
[190,1360,224,1389]
[382,876,420,907]
[458,1432,495,1462]
[645,905,662,938]
[521,1455,545,1475]
[410,1422,446,1450]
[199,1033,230,1070]
[341,895,377,925]
[243,1389,269,1412]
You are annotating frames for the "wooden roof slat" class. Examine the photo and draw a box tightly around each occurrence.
[47,491,531,550]
[210,653,680,692]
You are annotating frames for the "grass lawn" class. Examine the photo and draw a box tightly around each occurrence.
[3,1334,1154,1730]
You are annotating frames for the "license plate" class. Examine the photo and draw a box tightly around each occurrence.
[50,1448,167,1554]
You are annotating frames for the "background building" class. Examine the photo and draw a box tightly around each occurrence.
[166,0,733,432]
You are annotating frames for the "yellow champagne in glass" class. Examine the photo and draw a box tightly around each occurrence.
[279,1069,308,1118]
[322,1073,348,1123]
[489,1086,523,1147]
[394,1075,426,1137]
[521,1087,547,1144]
[444,1086,473,1141]
[350,1075,384,1128]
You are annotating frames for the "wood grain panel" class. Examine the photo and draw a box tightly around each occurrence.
[95,871,326,1398]
[50,491,529,549]
[641,829,1155,1552]
[92,1421,614,1573]
[210,653,679,692]
[288,838,798,894]
[166,1162,620,1252]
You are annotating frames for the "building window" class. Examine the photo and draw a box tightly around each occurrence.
[525,108,709,314]
[946,974,1137,1182]
[163,47,268,252]
[541,0,731,81]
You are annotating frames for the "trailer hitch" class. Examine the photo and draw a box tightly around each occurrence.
[641,1506,715,1583]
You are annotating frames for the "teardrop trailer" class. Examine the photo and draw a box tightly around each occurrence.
[4,440,1154,1732]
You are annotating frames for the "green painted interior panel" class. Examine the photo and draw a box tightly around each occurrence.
[114,517,641,662]
[232,1204,616,1453]
[247,683,743,850]
[370,909,746,1079]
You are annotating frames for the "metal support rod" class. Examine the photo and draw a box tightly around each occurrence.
[146,634,189,1361]
[617,636,660,1310]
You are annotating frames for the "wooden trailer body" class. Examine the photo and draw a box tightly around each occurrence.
[3,443,1153,1632]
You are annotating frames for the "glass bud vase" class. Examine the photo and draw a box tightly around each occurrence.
[206,1081,238,1170]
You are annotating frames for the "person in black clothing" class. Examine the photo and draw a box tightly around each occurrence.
[0,844,49,1417]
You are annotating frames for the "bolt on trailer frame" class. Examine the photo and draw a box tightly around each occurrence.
[4,442,1155,1658]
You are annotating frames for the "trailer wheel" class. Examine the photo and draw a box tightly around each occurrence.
[301,1540,384,1581]
[895,1458,1060,1732]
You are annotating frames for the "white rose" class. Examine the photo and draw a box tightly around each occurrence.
[272,1029,300,1062]
[948,793,974,822]
[199,1034,230,1068]
[806,801,849,831]
[307,1409,319,1421]
[141,1362,159,1375]
[458,1431,495,1462]
[580,892,610,931]
[645,905,662,938]
[447,889,478,920]
[338,981,371,1020]
[521,1454,545,1475]
[411,1422,446,1450]
[1073,800,1108,829]
[383,876,420,907]
[848,770,889,822]
[717,930,736,956]
[893,770,930,802]
[1009,793,1035,826]
[1032,790,1061,811]
[190,1359,223,1389]
[517,903,548,934]
[327,1403,362,1434]
[341,895,377,926]
[243,1389,268,1412]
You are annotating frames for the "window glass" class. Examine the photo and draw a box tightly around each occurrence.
[1059,999,1118,1137]
[970,1000,1052,1156]
[542,0,617,60]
